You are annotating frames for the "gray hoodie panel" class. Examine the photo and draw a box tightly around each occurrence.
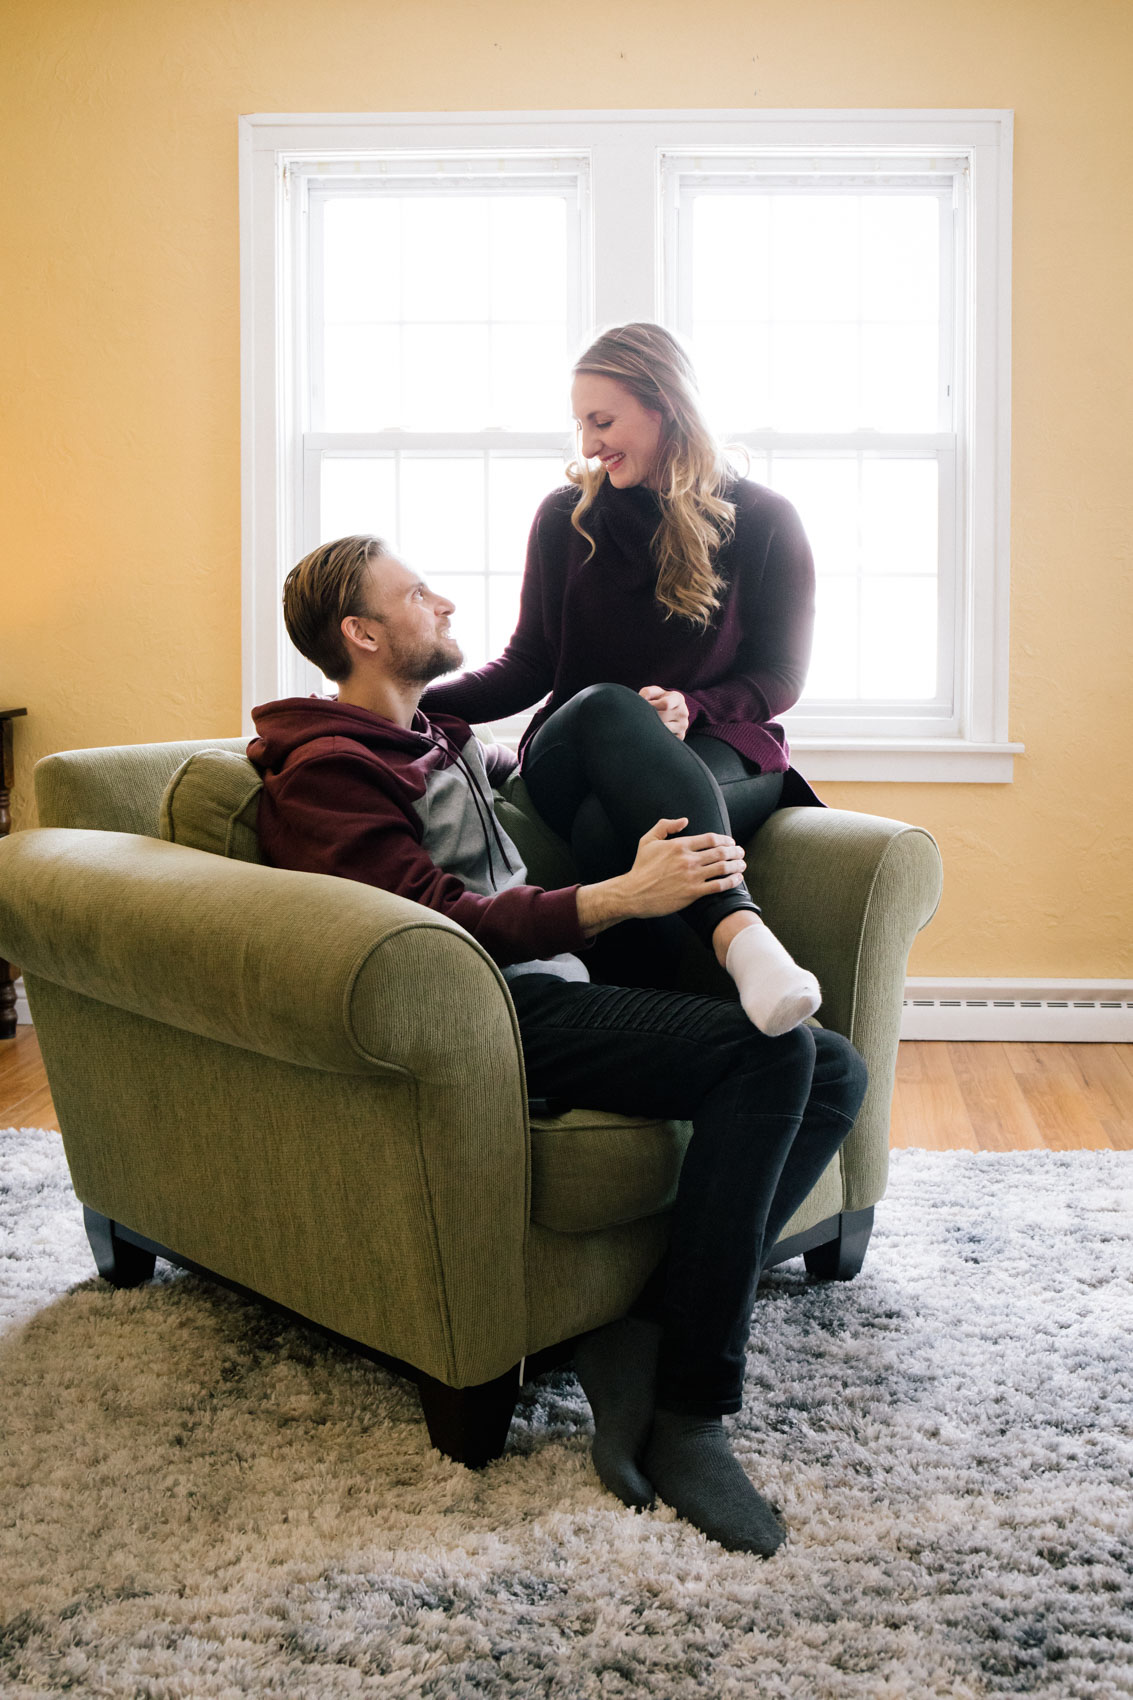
[411,736,588,985]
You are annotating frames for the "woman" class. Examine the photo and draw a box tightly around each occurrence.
[423,327,861,1552]
[425,322,823,1037]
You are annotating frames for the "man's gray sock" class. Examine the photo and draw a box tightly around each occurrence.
[574,1317,661,1509]
[642,1408,787,1556]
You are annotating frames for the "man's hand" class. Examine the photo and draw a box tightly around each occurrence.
[639,685,690,740]
[576,817,745,936]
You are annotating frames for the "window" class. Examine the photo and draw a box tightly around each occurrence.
[241,110,1017,779]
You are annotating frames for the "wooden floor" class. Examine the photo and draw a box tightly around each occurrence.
[2,1024,1131,1149]
[2,1027,63,1132]
[890,1038,1132,1151]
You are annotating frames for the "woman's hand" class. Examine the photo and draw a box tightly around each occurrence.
[639,685,690,740]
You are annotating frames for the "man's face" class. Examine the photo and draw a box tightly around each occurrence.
[356,554,464,683]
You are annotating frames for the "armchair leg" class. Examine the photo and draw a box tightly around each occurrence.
[417,1365,522,1468]
[83,1207,157,1288]
[802,1206,875,1281]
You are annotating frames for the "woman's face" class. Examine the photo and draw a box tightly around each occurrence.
[570,373,665,490]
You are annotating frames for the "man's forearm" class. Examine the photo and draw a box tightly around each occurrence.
[574,822,747,937]
[576,877,634,937]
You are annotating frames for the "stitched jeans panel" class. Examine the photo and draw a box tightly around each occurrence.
[509,975,868,1414]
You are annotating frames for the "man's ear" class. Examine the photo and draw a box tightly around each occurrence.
[340,612,383,662]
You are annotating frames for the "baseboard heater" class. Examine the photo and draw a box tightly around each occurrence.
[901,980,1133,1042]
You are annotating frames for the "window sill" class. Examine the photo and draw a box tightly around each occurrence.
[788,740,1023,783]
[480,721,1023,783]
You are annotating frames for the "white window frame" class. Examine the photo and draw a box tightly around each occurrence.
[240,108,1018,781]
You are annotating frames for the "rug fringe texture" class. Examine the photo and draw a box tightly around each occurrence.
[1,1127,1131,1698]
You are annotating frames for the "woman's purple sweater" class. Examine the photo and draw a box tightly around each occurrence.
[423,475,815,775]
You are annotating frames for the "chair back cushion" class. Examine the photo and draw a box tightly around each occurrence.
[159,750,266,863]
[494,774,579,890]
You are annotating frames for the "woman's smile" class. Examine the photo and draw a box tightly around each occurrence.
[571,372,665,490]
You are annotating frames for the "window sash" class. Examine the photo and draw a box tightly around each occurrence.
[664,153,965,725]
[298,433,959,734]
[282,152,588,698]
[732,435,960,736]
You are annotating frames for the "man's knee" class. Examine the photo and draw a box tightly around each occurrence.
[721,1017,817,1086]
[813,1028,869,1104]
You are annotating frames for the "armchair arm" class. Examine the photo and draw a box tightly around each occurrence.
[745,806,943,1207]
[0,829,525,1077]
[0,829,533,1385]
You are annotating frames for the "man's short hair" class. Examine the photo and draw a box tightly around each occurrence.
[283,535,389,682]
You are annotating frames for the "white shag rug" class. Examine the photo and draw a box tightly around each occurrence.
[1,1129,1131,1700]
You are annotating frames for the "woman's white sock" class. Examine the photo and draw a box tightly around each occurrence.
[724,923,821,1037]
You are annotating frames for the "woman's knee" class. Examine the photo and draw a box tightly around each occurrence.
[569,681,651,733]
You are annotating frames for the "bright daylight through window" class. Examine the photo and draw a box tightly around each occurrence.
[313,168,583,675]
[242,111,1015,779]
[672,170,952,721]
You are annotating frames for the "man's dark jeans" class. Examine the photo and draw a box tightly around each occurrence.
[508,973,869,1417]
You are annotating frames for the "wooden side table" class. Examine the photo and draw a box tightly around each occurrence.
[1,708,28,1038]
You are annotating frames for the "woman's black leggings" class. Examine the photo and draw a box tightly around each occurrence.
[522,683,784,950]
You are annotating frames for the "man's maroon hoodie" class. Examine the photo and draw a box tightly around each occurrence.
[248,696,585,970]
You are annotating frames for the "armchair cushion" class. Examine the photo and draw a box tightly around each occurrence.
[529,1111,691,1233]
[159,750,265,864]
[494,773,579,893]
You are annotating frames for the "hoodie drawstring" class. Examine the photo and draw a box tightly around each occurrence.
[423,726,518,893]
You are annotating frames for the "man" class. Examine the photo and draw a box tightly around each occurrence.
[248,534,867,1558]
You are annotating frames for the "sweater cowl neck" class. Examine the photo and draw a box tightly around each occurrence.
[591,478,663,562]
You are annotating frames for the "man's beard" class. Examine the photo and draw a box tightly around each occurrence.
[390,631,464,685]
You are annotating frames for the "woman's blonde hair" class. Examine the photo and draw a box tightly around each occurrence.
[567,322,735,627]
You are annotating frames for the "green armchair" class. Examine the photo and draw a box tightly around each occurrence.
[0,737,941,1464]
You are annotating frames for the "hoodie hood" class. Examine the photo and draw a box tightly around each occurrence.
[248,691,519,888]
[248,695,471,777]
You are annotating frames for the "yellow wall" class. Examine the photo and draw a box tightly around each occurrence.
[3,0,1131,976]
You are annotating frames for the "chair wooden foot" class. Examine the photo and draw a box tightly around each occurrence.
[83,1207,157,1288]
[802,1206,875,1280]
[417,1365,522,1468]
[0,960,17,1039]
